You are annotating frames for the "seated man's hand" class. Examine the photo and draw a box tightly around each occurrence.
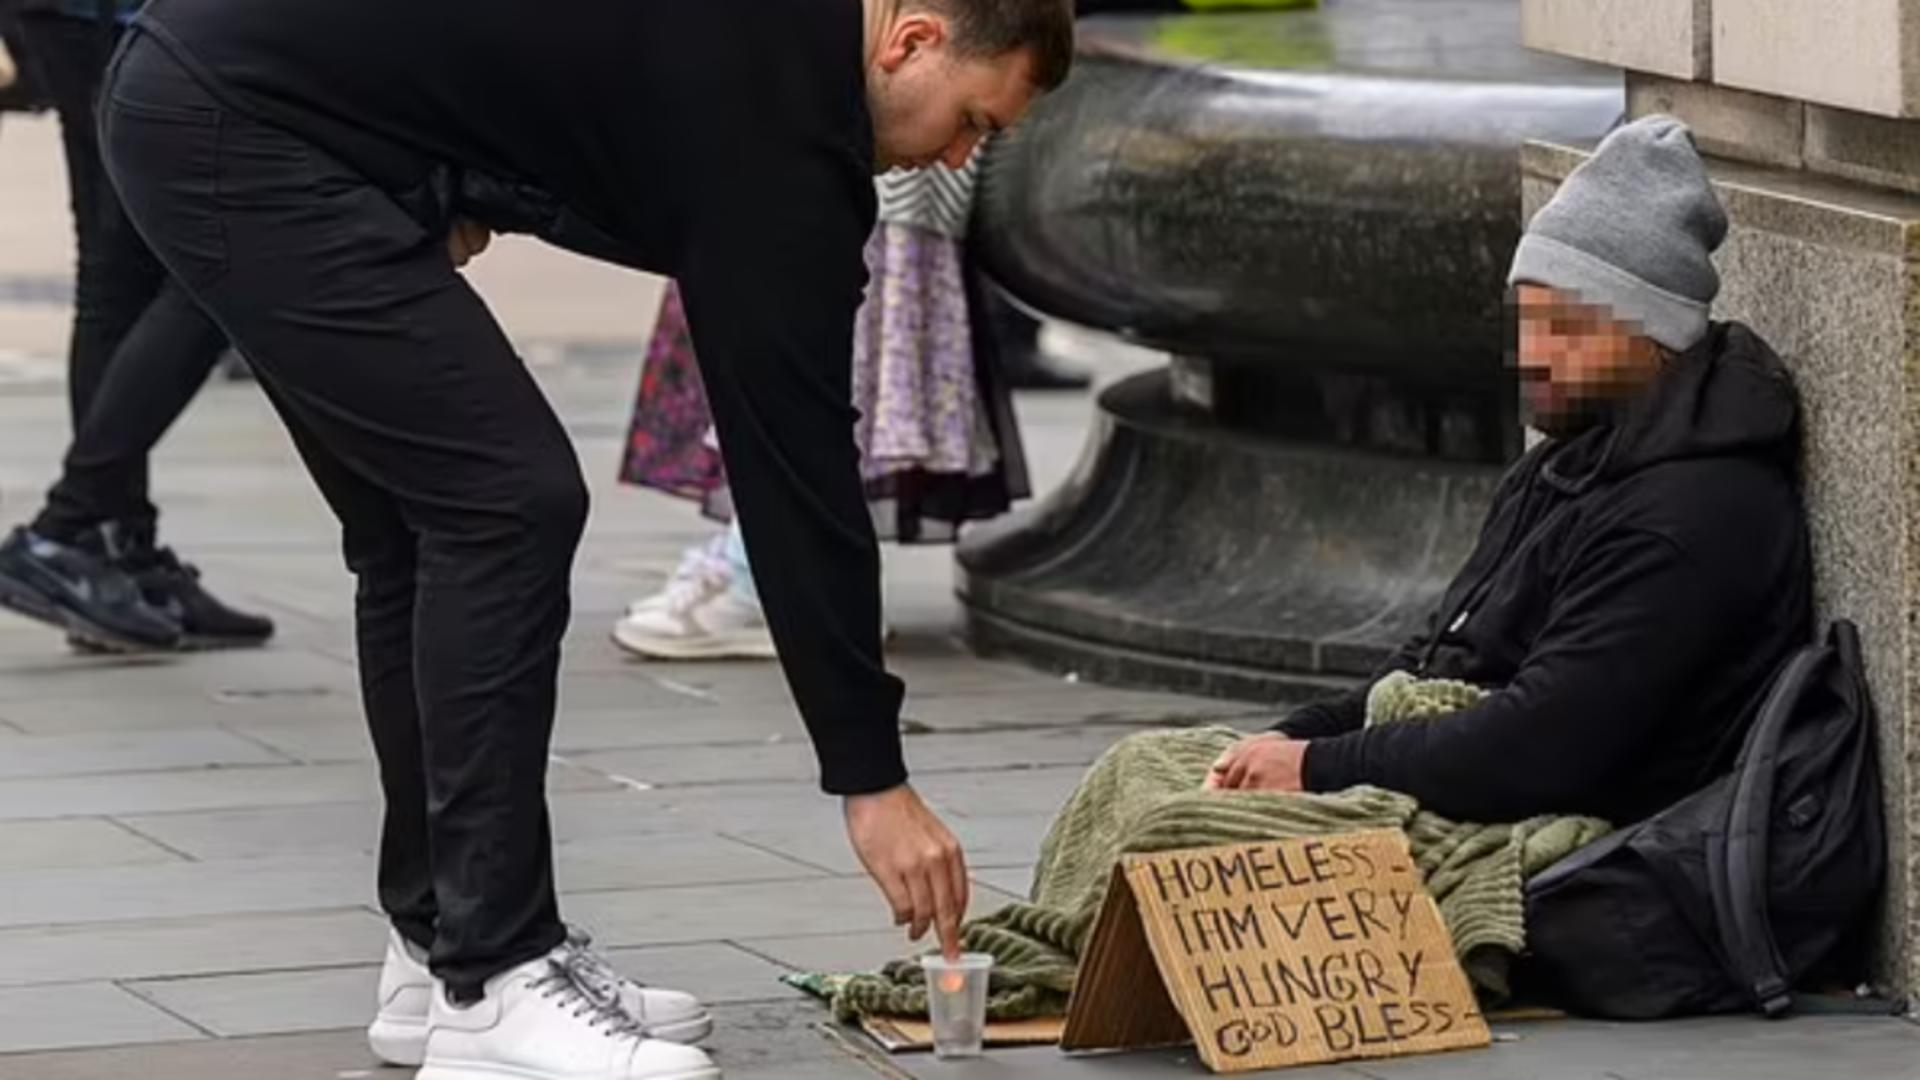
[1205,733,1308,792]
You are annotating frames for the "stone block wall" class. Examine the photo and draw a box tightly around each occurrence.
[1519,0,1709,79]
[1715,0,1920,117]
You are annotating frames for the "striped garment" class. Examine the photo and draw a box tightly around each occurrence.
[873,159,978,240]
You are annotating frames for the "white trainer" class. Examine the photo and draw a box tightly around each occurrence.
[416,948,719,1080]
[612,563,775,661]
[368,928,434,1066]
[625,536,730,618]
[370,929,713,1068]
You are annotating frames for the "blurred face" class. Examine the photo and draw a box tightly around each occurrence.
[866,14,1038,172]
[1514,283,1667,436]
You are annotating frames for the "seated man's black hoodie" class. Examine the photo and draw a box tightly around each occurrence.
[1277,322,1812,826]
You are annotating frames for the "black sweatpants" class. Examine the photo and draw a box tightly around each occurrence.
[21,12,223,540]
[102,32,578,998]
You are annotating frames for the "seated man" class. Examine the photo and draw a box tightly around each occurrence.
[1208,114,1813,826]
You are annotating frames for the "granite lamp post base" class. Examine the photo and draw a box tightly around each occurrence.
[958,369,1504,703]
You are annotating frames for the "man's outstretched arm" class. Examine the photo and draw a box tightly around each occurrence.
[677,150,969,955]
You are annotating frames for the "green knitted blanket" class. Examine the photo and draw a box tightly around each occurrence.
[820,674,1611,1023]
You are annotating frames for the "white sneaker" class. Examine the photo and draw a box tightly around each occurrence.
[626,537,730,618]
[417,948,719,1080]
[369,929,713,1068]
[612,564,775,661]
[368,928,434,1066]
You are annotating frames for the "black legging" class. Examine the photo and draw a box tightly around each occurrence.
[22,11,225,541]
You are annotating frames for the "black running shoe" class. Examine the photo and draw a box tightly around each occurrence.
[0,527,181,651]
[110,525,275,650]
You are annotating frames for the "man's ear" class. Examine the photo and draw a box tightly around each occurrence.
[876,13,949,73]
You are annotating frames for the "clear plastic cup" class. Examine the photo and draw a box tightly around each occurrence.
[920,953,993,1059]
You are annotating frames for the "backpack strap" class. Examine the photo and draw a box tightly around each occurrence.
[1787,990,1909,1017]
[1712,629,1833,1017]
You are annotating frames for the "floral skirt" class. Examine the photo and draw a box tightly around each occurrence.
[620,224,1028,543]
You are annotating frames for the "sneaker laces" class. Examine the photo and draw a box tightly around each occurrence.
[97,522,200,582]
[628,536,730,618]
[141,545,201,583]
[659,559,730,618]
[532,946,647,1039]
[563,927,651,1014]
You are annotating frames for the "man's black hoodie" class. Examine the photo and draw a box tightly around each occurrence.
[1277,323,1812,825]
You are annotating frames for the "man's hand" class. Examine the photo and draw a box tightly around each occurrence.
[1205,733,1309,792]
[845,784,970,960]
[447,218,492,268]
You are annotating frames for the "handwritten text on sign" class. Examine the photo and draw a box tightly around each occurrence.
[1124,831,1489,1071]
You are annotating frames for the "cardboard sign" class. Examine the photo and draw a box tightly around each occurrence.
[1062,830,1491,1072]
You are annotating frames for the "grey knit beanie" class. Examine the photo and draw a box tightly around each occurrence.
[1508,115,1729,352]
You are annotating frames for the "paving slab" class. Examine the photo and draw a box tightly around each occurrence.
[0,648,357,709]
[0,982,205,1054]
[555,671,764,712]
[556,832,827,892]
[566,779,850,836]
[600,943,794,1006]
[702,1000,898,1079]
[0,818,182,871]
[112,786,722,860]
[563,878,976,947]
[165,692,1223,770]
[0,1028,402,1079]
[724,814,1053,876]
[0,687,361,734]
[123,966,377,1039]
[0,908,386,987]
[1,829,816,921]
[585,654,1107,713]
[114,800,383,860]
[0,853,377,928]
[0,757,612,821]
[867,1017,1920,1080]
[224,702,803,764]
[194,718,375,767]
[0,728,289,779]
[901,1044,1358,1079]
[1350,1016,1920,1080]
[735,929,930,976]
[551,705,845,752]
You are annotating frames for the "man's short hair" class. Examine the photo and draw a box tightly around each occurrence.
[908,0,1075,91]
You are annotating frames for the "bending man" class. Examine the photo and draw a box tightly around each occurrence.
[100,1,1072,1077]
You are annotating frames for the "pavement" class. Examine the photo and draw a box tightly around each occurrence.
[3,110,1920,1079]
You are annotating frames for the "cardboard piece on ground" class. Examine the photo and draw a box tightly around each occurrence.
[858,1014,1068,1053]
[1063,829,1492,1073]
